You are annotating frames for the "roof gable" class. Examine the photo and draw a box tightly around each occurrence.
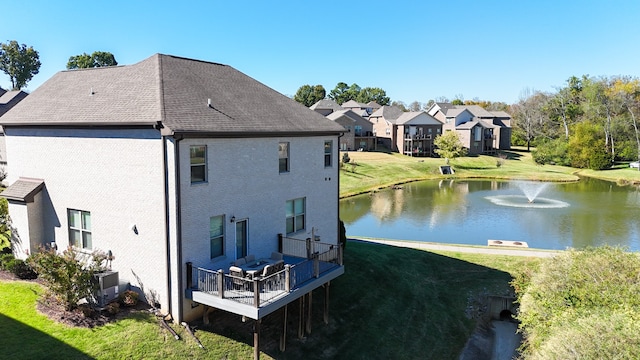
[309,99,342,111]
[396,111,442,125]
[369,105,403,121]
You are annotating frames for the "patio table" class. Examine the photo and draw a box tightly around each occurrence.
[237,258,278,279]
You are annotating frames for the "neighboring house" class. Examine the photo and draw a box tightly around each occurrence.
[309,98,343,116]
[428,102,512,154]
[326,109,376,151]
[0,53,346,342]
[371,106,443,156]
[369,105,403,151]
[341,100,375,117]
[0,90,29,166]
[395,111,443,157]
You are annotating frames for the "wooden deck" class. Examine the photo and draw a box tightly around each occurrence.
[185,237,344,320]
[187,262,343,320]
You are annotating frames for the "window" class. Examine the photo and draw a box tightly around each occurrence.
[474,127,482,141]
[279,142,289,173]
[354,125,362,136]
[286,198,305,234]
[68,209,92,249]
[324,141,332,167]
[190,145,207,183]
[209,215,224,259]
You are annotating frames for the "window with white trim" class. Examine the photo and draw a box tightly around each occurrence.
[279,142,289,173]
[190,145,207,183]
[286,198,305,234]
[68,209,92,249]
[324,141,333,167]
[210,215,224,259]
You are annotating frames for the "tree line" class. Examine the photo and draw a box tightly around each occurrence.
[0,40,117,90]
[511,75,640,169]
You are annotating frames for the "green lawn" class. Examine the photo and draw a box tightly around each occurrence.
[0,241,539,360]
[339,148,640,198]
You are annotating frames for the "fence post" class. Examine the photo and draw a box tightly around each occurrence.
[217,270,224,298]
[186,262,193,289]
[285,264,291,292]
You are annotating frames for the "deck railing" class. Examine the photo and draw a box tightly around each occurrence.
[189,238,342,308]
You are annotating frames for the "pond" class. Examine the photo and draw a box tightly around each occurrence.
[340,178,640,251]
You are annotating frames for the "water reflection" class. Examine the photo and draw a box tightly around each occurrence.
[340,178,640,251]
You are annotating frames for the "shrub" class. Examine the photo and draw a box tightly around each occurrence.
[119,290,139,307]
[11,259,37,279]
[0,253,15,270]
[27,246,107,311]
[515,246,640,358]
[532,138,570,166]
[342,152,351,164]
[105,301,120,315]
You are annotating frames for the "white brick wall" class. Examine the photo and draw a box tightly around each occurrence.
[5,128,170,311]
[5,129,340,321]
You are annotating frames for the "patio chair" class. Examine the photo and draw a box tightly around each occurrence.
[245,254,255,263]
[271,251,283,261]
[273,259,285,272]
[229,266,246,289]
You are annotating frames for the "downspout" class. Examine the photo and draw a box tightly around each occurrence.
[174,135,184,322]
[162,135,173,318]
[336,132,345,243]
[163,134,184,321]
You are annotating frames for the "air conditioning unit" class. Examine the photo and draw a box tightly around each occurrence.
[93,271,119,307]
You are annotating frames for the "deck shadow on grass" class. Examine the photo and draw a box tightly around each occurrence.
[0,313,93,359]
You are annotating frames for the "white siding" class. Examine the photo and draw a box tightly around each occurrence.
[5,128,170,312]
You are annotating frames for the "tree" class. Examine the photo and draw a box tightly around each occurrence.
[67,51,118,69]
[568,121,611,169]
[0,198,11,252]
[390,100,407,112]
[356,87,390,105]
[328,82,391,105]
[328,82,360,105]
[0,40,41,90]
[511,88,549,151]
[293,84,326,107]
[408,101,423,112]
[434,131,467,162]
[611,77,640,170]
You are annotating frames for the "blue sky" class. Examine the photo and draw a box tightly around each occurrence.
[2,0,639,105]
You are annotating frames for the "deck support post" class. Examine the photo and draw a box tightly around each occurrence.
[279,304,288,352]
[202,305,211,324]
[306,292,313,335]
[323,282,330,325]
[253,319,261,360]
[298,296,305,338]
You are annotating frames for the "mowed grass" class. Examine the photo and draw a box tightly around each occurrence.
[339,148,586,198]
[0,241,539,360]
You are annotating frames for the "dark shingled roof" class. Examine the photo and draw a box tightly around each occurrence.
[0,54,345,136]
[1,178,44,203]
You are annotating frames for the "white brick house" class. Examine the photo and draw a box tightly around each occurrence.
[0,54,345,324]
